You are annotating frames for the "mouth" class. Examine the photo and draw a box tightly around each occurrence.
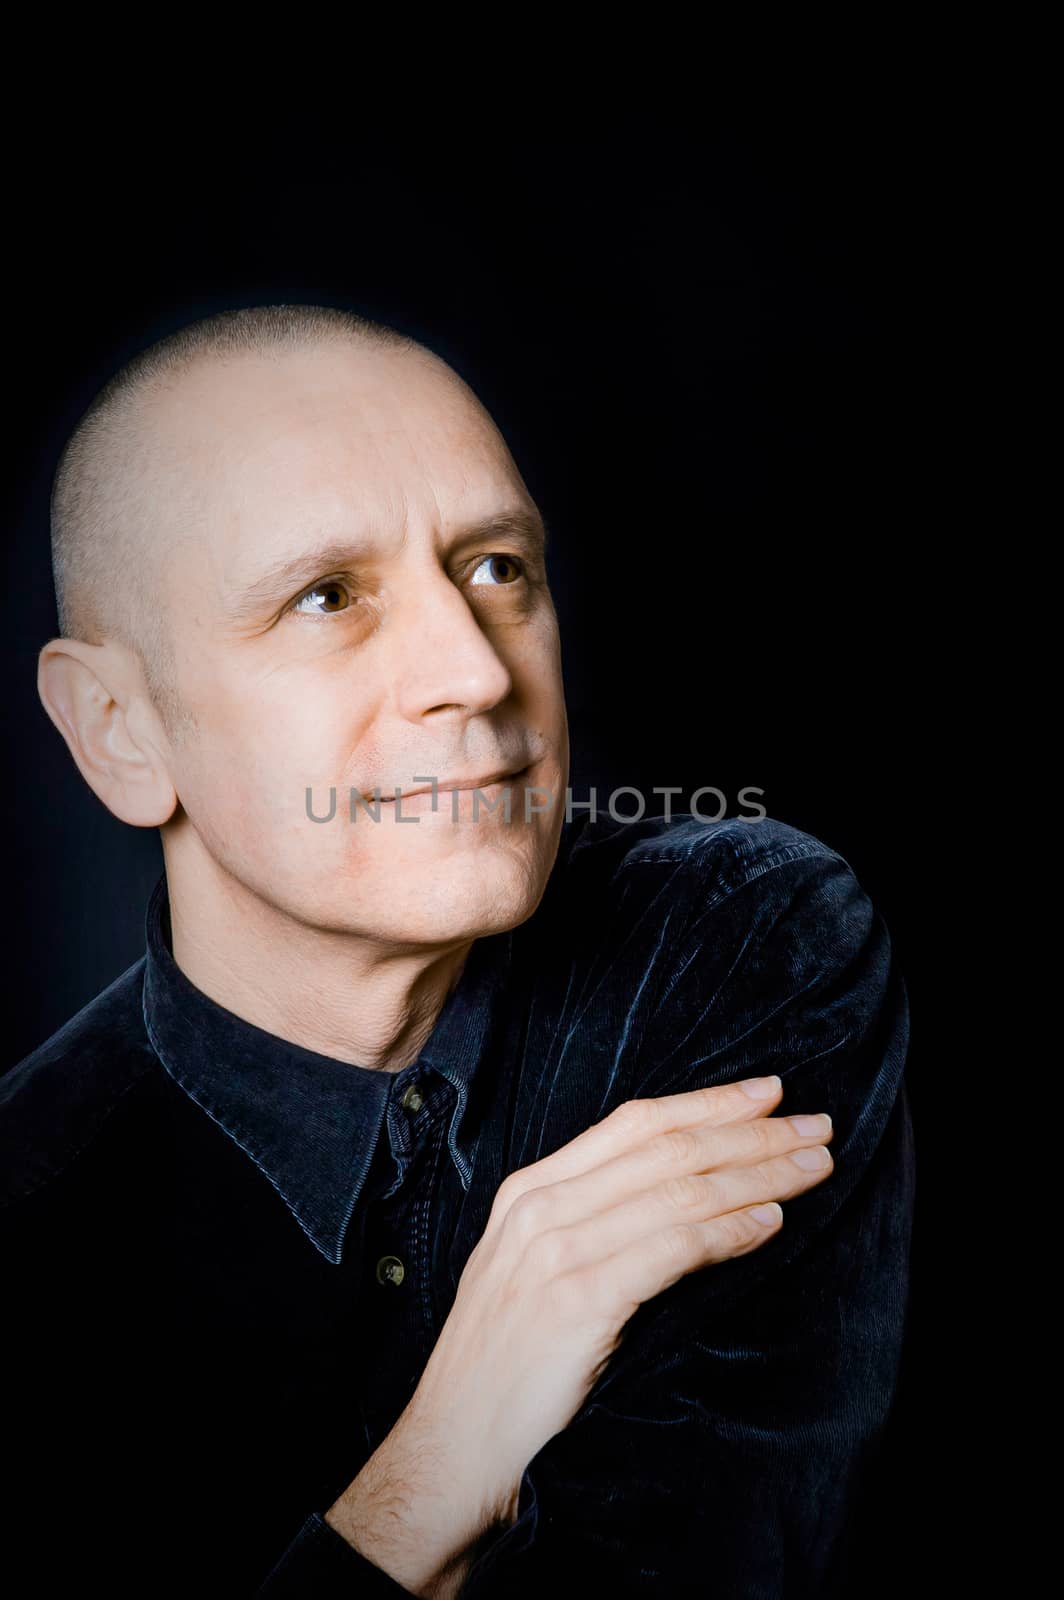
[373,763,532,804]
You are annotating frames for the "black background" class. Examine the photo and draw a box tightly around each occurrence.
[2,98,939,1589]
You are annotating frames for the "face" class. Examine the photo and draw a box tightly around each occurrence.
[140,341,569,949]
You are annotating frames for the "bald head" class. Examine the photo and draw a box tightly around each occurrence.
[49,305,423,737]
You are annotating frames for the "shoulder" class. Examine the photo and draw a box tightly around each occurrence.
[543,809,896,1043]
[0,958,159,1207]
[530,808,885,1035]
[509,810,904,1169]
[549,808,855,923]
[555,812,905,1101]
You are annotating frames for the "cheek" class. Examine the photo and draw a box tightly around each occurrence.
[514,613,563,690]
[175,677,370,841]
[524,644,568,736]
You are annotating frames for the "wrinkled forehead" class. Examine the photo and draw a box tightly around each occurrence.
[135,343,530,604]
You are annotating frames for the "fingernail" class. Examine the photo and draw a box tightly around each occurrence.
[790,1113,832,1136]
[751,1203,782,1225]
[792,1145,832,1169]
[741,1075,781,1099]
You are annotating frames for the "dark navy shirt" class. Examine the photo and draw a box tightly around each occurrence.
[0,811,915,1597]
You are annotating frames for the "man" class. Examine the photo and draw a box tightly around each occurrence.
[1,305,914,1596]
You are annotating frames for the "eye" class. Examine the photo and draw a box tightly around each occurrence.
[290,578,354,617]
[470,554,526,587]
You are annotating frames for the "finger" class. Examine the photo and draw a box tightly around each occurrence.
[533,1141,833,1276]
[582,1197,797,1318]
[506,1109,833,1231]
[499,1075,787,1201]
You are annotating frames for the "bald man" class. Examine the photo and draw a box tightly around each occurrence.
[1,306,914,1598]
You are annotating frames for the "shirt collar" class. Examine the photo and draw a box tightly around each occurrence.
[141,870,513,1266]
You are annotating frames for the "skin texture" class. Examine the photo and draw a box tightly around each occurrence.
[38,340,569,1074]
[36,339,836,1597]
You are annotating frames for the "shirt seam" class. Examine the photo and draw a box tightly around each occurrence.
[417,1111,450,1333]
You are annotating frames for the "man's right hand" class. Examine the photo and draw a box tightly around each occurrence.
[327,1072,834,1597]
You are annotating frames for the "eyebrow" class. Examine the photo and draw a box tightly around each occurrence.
[227,508,551,621]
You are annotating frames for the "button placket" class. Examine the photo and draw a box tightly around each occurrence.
[373,1076,431,1287]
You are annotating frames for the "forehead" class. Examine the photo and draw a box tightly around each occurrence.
[141,342,527,570]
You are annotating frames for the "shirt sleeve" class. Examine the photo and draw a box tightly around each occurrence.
[255,1510,420,1596]
[457,844,916,1597]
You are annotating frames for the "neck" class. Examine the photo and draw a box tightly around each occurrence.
[161,850,474,1075]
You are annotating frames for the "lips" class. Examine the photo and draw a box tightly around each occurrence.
[371,763,531,803]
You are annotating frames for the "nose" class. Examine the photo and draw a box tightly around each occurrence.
[387,556,514,725]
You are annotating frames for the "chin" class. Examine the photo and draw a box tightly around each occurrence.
[382,841,548,944]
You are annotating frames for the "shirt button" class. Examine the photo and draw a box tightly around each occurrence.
[375,1254,405,1287]
[400,1083,424,1113]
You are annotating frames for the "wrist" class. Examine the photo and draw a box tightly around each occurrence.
[325,1410,500,1597]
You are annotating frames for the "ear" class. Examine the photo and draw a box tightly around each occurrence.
[37,637,179,827]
